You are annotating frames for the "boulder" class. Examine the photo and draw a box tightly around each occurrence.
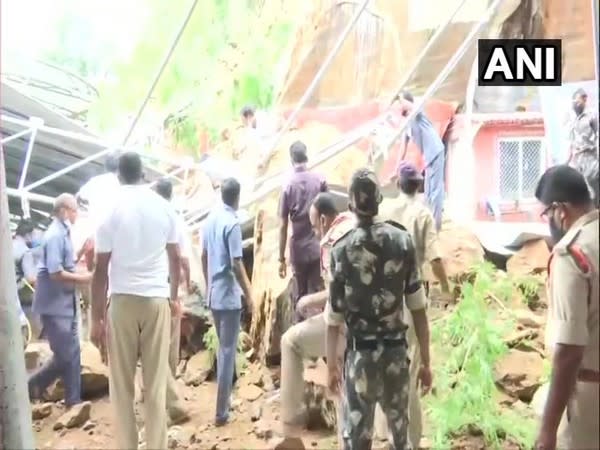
[303,359,338,431]
[25,342,52,371]
[35,342,108,400]
[495,350,544,402]
[237,384,263,402]
[179,303,212,359]
[507,239,550,277]
[183,351,214,386]
[53,401,91,430]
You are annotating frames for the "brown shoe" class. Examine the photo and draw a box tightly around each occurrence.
[273,437,305,450]
[168,405,191,426]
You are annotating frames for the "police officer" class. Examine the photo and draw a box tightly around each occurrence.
[534,165,599,450]
[326,168,432,450]
[377,161,452,447]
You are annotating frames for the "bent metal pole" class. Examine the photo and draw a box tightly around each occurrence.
[0,147,35,450]
[259,0,371,166]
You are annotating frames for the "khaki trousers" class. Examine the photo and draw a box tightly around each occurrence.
[108,294,171,450]
[280,312,421,447]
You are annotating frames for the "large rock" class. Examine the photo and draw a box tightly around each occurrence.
[179,302,212,359]
[183,351,215,386]
[46,342,109,400]
[25,342,53,371]
[53,401,91,430]
[303,360,338,430]
[507,239,550,277]
[495,350,544,402]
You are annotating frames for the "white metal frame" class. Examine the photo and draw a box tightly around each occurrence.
[496,136,546,203]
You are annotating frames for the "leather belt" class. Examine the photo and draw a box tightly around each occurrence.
[347,337,407,351]
[577,368,600,383]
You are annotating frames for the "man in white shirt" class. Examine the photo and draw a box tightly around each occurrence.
[91,152,181,450]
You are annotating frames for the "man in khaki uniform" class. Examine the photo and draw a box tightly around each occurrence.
[275,192,354,450]
[377,161,451,448]
[533,165,599,450]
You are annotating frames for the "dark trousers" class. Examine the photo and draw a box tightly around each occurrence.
[292,259,324,321]
[28,314,81,406]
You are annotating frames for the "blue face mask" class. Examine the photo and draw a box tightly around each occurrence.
[30,238,42,248]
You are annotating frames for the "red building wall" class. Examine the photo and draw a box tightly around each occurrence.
[473,121,548,222]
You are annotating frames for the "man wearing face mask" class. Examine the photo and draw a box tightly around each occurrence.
[533,165,599,450]
[567,88,599,206]
[28,193,93,407]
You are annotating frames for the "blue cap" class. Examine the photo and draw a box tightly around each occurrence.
[397,161,423,181]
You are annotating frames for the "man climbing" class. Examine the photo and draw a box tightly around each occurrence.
[326,168,432,450]
[378,161,451,448]
[567,88,599,206]
[534,165,599,450]
[397,91,446,231]
[202,177,254,427]
[275,192,354,450]
[279,141,328,321]
[239,105,281,172]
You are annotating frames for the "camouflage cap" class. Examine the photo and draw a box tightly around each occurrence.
[348,168,383,217]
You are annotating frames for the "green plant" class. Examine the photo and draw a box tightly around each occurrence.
[425,263,536,449]
[202,325,248,372]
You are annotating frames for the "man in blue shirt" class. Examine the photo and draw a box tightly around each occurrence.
[202,178,253,427]
[398,91,446,231]
[28,193,92,407]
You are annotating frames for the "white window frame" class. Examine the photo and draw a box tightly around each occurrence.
[496,136,546,204]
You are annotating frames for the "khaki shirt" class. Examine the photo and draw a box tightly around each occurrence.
[546,210,599,372]
[379,193,441,272]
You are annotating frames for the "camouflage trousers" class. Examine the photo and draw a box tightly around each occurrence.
[571,150,600,206]
[340,344,410,450]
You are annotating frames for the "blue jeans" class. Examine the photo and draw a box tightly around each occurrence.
[425,152,445,231]
[211,308,241,423]
[28,314,81,406]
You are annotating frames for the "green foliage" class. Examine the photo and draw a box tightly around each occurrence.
[425,263,536,449]
[85,0,294,152]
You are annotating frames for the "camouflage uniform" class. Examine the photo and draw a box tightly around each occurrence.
[569,110,599,205]
[326,170,427,450]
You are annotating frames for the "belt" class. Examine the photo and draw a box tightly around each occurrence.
[577,368,600,383]
[347,337,407,351]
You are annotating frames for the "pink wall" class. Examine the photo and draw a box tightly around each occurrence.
[472,121,548,222]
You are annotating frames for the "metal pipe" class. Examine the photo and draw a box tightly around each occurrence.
[121,0,199,146]
[23,147,115,192]
[259,0,371,167]
[0,127,33,145]
[18,122,41,190]
[375,0,504,159]
[388,0,471,106]
[6,188,66,205]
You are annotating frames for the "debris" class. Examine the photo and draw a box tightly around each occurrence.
[83,421,96,431]
[253,420,274,440]
[53,401,91,430]
[429,224,485,283]
[25,342,52,371]
[504,329,538,347]
[507,239,550,277]
[237,384,263,402]
[32,403,53,420]
[168,425,184,449]
[514,309,544,329]
[180,306,212,359]
[303,360,337,430]
[183,351,214,386]
[495,350,544,402]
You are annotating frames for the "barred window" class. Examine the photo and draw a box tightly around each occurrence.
[498,138,544,201]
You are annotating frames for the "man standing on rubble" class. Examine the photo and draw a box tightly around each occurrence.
[397,91,446,231]
[278,141,328,321]
[567,88,599,206]
[378,161,451,448]
[275,192,354,450]
[28,194,92,407]
[534,165,599,450]
[202,177,253,427]
[326,168,432,450]
[91,152,181,450]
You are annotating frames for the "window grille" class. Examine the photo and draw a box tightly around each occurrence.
[498,137,544,201]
